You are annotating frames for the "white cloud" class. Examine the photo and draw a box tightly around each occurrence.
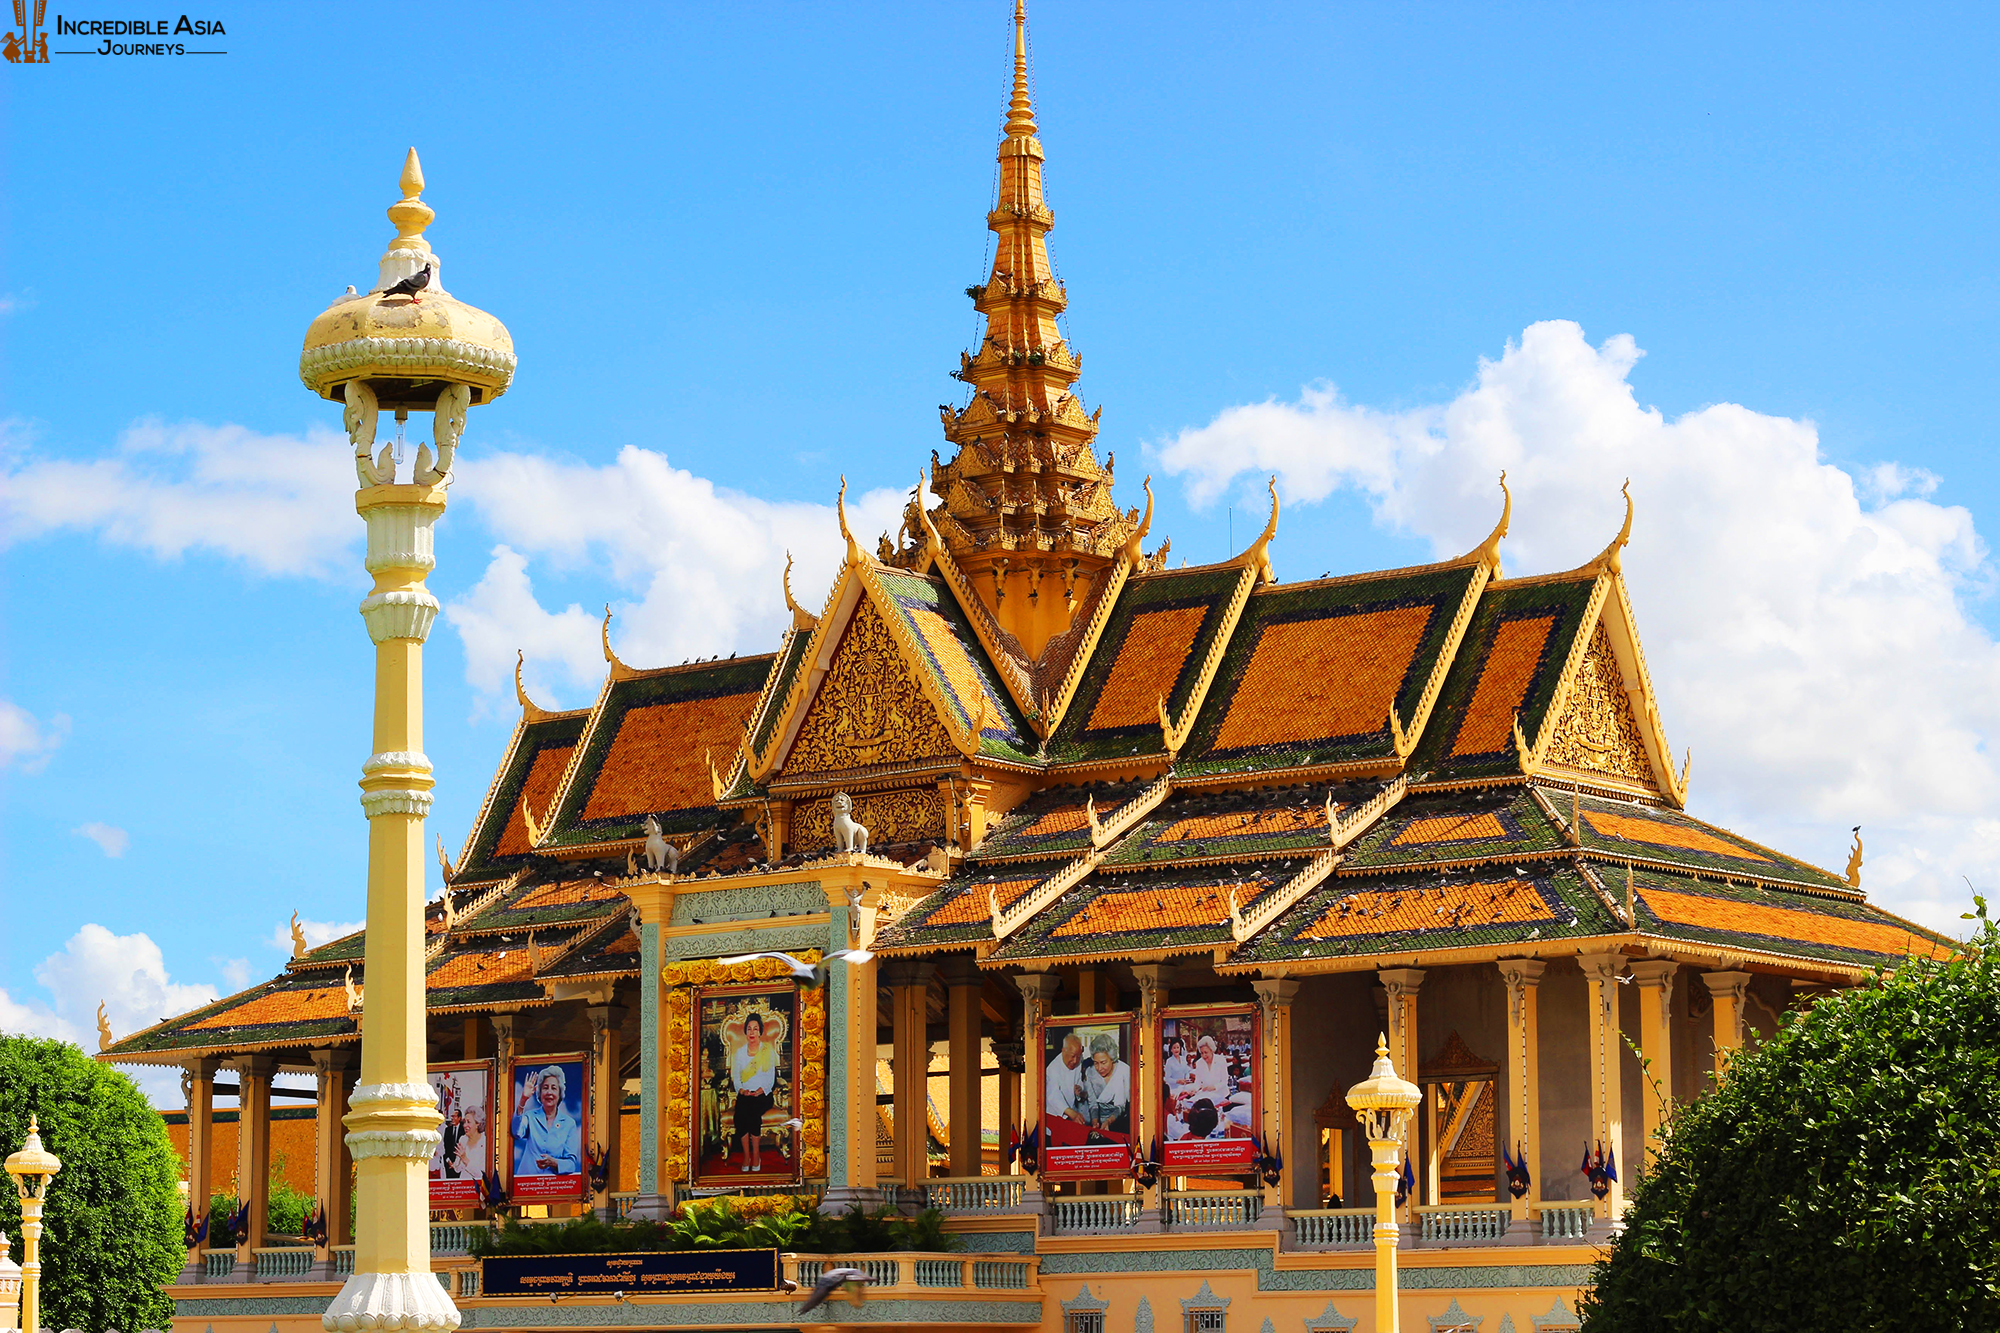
[0,700,68,773]
[265,916,365,954]
[445,446,907,710]
[0,418,359,577]
[72,821,129,858]
[217,958,254,990]
[1155,320,1998,930]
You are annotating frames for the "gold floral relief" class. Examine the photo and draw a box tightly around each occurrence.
[1544,623,1653,785]
[793,787,945,852]
[784,601,955,776]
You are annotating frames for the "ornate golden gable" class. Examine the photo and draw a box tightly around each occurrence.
[1544,623,1652,787]
[783,598,957,777]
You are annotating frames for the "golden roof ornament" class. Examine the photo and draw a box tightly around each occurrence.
[300,147,516,411]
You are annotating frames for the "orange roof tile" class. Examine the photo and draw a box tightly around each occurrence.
[1642,887,1951,960]
[1585,810,1770,862]
[1390,813,1510,847]
[1450,614,1559,756]
[1019,805,1091,838]
[925,875,1045,927]
[427,948,537,991]
[1213,605,1433,750]
[1085,605,1209,731]
[907,605,1000,728]
[581,693,758,821]
[187,986,353,1031]
[1050,881,1245,937]
[1297,880,1551,939]
[1155,806,1331,844]
[497,745,575,856]
[512,878,628,911]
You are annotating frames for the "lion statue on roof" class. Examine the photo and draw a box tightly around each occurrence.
[831,791,869,855]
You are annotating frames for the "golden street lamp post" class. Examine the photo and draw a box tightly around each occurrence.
[301,149,514,1333]
[1347,1035,1422,1333]
[4,1117,61,1333]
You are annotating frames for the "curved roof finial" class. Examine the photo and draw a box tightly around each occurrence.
[1005,0,1037,138]
[1588,479,1634,576]
[782,553,818,630]
[836,475,863,566]
[1229,476,1280,583]
[917,470,947,558]
[515,649,553,721]
[1464,470,1511,576]
[1121,476,1155,566]
[601,604,634,676]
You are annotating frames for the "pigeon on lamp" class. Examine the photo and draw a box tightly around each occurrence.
[379,262,433,304]
[796,1266,871,1315]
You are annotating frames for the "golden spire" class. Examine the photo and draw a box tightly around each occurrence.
[914,0,1141,657]
[1004,0,1036,137]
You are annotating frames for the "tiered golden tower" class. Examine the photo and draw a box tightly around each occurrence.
[908,0,1143,658]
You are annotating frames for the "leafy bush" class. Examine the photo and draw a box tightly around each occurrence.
[468,1197,964,1256]
[0,1035,183,1333]
[208,1160,316,1244]
[1581,907,2000,1332]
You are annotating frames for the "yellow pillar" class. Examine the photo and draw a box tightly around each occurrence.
[1377,968,1424,1207]
[1496,959,1545,1223]
[1131,966,1171,1206]
[1579,953,1628,1217]
[311,1049,356,1258]
[588,1005,625,1216]
[617,881,674,1221]
[235,1055,273,1261]
[1013,973,1061,1148]
[1628,960,1678,1167]
[885,961,935,1188]
[1702,970,1751,1076]
[943,957,984,1178]
[1251,978,1300,1208]
[819,871,880,1209]
[182,1059,218,1277]
[330,480,455,1327]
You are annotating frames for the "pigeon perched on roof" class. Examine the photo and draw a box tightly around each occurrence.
[796,1266,871,1314]
[379,262,432,304]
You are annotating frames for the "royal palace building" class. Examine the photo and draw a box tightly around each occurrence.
[101,7,1953,1331]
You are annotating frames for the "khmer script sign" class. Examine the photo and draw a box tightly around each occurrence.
[480,1248,780,1297]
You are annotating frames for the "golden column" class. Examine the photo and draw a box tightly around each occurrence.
[301,148,514,1333]
[4,1116,60,1333]
[1346,1037,1420,1333]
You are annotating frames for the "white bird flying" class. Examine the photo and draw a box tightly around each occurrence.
[718,949,874,987]
[796,1266,870,1314]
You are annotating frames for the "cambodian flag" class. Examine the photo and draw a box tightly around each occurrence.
[1603,1145,1618,1184]
[1395,1153,1415,1206]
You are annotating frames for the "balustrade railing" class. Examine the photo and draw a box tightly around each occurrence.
[332,1245,356,1276]
[253,1247,315,1280]
[1050,1196,1142,1232]
[1164,1191,1262,1228]
[913,1259,964,1288]
[974,1260,1031,1289]
[202,1251,237,1279]
[1289,1208,1376,1247]
[430,1222,484,1255]
[1416,1205,1510,1244]
[924,1176,1027,1212]
[1539,1204,1595,1241]
[609,1192,637,1220]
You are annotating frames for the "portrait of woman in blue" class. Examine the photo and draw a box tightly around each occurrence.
[511,1061,584,1184]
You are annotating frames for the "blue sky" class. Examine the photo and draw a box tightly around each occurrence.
[4,2,1997,1092]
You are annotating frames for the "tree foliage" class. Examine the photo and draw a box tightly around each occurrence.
[1582,910,2000,1331]
[0,1036,184,1333]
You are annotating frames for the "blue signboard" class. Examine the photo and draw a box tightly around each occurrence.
[480,1247,780,1297]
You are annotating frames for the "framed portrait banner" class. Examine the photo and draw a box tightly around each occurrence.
[1038,1011,1139,1180]
[1158,1005,1259,1172]
[427,1060,494,1209]
[506,1054,589,1202]
[693,984,800,1186]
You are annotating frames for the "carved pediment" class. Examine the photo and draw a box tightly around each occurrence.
[1544,623,1652,787]
[782,598,956,777]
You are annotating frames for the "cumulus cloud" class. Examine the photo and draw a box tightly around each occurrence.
[0,418,359,577]
[0,700,68,773]
[445,446,907,710]
[72,822,129,858]
[1155,320,1998,931]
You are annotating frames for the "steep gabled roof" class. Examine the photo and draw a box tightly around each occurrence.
[1615,861,1954,968]
[1411,570,1603,782]
[1559,789,1851,894]
[1045,564,1252,766]
[449,708,590,886]
[969,779,1155,864]
[99,971,362,1061]
[1096,780,1384,869]
[982,863,1291,966]
[1177,559,1490,781]
[872,568,1037,762]
[539,654,776,851]
[1341,785,1569,872]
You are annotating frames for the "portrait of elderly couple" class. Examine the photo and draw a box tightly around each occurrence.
[1042,1021,1134,1156]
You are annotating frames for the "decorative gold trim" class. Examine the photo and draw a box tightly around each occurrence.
[782,554,818,632]
[1513,575,1614,776]
[1459,472,1510,577]
[515,650,556,722]
[602,605,641,681]
[1227,476,1281,585]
